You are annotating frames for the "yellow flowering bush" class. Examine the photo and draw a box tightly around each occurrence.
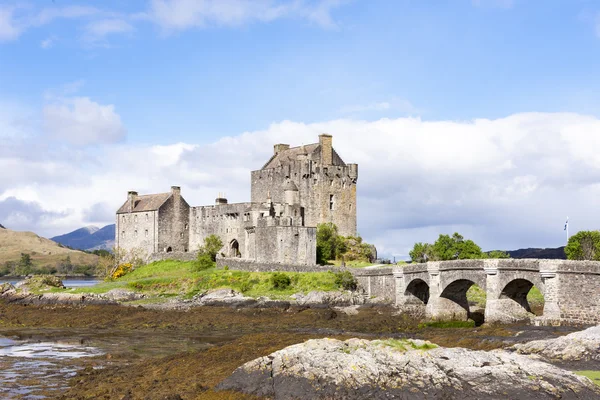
[111,263,134,280]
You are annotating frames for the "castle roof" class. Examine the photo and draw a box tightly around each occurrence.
[261,143,346,170]
[116,192,171,214]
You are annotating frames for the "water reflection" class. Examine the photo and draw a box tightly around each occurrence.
[0,335,103,399]
[0,277,100,288]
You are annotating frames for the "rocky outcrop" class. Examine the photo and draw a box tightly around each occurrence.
[0,282,117,306]
[102,289,146,302]
[513,325,600,363]
[218,338,600,400]
[291,290,367,306]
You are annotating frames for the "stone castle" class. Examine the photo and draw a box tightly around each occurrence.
[115,134,358,266]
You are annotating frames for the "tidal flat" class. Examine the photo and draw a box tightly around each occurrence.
[0,301,588,399]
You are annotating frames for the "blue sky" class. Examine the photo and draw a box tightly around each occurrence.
[2,0,600,258]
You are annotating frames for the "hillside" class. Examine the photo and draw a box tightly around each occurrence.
[51,224,115,251]
[0,228,98,268]
[506,247,566,260]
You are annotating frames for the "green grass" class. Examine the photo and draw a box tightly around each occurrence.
[378,339,438,352]
[328,260,374,268]
[62,260,344,300]
[466,284,545,310]
[575,371,600,386]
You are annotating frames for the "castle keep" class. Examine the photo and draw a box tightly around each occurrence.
[115,134,358,266]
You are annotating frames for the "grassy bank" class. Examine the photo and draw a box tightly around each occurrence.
[65,260,347,299]
[576,371,600,387]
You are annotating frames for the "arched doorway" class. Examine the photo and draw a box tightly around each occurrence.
[166,246,172,253]
[230,239,241,258]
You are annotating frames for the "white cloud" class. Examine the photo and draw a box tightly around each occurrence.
[40,35,57,49]
[0,5,102,42]
[3,110,600,257]
[83,18,134,45]
[0,6,22,41]
[43,97,126,146]
[145,0,345,31]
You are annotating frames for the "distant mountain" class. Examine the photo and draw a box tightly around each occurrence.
[0,227,98,267]
[505,247,566,260]
[51,224,115,251]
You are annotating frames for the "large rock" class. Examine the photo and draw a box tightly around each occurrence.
[193,289,256,306]
[102,289,146,302]
[513,325,600,362]
[291,290,367,306]
[218,338,600,400]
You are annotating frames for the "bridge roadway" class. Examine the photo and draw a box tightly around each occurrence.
[354,259,600,325]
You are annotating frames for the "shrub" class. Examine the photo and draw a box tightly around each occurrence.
[111,263,134,280]
[334,270,358,291]
[270,272,291,290]
[195,251,215,271]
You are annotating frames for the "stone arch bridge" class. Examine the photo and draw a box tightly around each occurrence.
[354,259,600,325]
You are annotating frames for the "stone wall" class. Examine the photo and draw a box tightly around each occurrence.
[354,268,396,302]
[189,202,252,256]
[217,257,340,273]
[115,210,159,257]
[551,260,600,325]
[254,223,317,266]
[156,189,190,253]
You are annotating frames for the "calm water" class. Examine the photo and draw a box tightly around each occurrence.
[0,329,224,399]
[0,277,100,288]
[0,335,103,399]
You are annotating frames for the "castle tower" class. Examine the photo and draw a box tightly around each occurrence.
[250,134,358,237]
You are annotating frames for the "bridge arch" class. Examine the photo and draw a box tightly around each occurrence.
[405,278,430,305]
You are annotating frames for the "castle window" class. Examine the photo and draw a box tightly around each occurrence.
[349,204,352,211]
[145,229,149,237]
[134,215,138,223]
[134,230,138,238]
[146,213,149,221]
[180,232,184,238]
[122,215,126,222]
[329,195,335,211]
[121,231,125,238]
[185,223,188,230]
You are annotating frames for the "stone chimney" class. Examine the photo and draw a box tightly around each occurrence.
[171,186,181,198]
[319,134,332,165]
[215,192,228,205]
[274,143,290,155]
[127,191,138,212]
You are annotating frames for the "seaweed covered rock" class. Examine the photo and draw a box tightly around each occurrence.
[218,338,600,400]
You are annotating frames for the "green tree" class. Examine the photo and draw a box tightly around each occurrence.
[409,242,432,263]
[411,233,484,262]
[565,230,600,260]
[18,253,33,275]
[203,234,224,262]
[485,250,510,259]
[316,223,338,264]
[195,235,224,271]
